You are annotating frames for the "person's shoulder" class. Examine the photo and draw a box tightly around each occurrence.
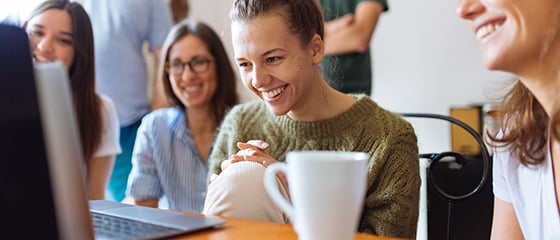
[98,94,114,106]
[228,100,267,116]
[354,94,402,117]
[96,95,120,141]
[142,107,183,125]
[98,94,117,116]
[221,100,269,127]
[352,94,414,131]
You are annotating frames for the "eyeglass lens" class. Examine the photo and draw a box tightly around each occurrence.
[169,57,210,74]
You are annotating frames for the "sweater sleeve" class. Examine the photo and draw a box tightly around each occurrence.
[208,109,237,177]
[360,120,420,238]
[208,103,258,179]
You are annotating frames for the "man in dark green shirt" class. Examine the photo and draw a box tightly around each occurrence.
[320,0,388,96]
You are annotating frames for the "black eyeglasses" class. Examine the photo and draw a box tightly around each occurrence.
[166,57,212,75]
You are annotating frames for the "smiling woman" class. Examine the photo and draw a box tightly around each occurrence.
[201,0,420,238]
[25,9,75,69]
[457,0,560,239]
[21,0,121,200]
[125,18,239,213]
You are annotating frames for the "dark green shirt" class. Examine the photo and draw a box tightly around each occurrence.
[209,95,419,238]
[319,0,388,95]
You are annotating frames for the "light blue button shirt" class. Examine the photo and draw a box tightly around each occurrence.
[127,107,209,212]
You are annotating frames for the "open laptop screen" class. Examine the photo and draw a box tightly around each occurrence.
[0,24,59,238]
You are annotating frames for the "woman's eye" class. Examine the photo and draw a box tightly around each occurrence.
[266,56,281,63]
[191,59,205,65]
[58,38,73,45]
[28,30,43,37]
[171,62,183,68]
[238,62,250,68]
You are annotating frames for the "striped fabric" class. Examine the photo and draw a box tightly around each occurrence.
[127,107,209,212]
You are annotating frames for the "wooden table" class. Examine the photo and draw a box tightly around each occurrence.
[168,215,407,240]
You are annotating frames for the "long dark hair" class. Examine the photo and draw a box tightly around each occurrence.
[159,18,239,126]
[23,0,102,162]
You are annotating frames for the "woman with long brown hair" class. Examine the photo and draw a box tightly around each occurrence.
[23,0,121,200]
[126,18,239,212]
[458,0,560,238]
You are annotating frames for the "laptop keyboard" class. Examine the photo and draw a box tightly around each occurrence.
[91,211,183,240]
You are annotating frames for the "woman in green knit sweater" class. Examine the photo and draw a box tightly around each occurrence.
[202,0,420,238]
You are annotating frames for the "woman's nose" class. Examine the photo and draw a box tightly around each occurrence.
[37,37,54,53]
[180,64,196,80]
[251,66,270,90]
[457,0,485,20]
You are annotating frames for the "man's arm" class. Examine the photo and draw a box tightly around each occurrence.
[324,1,384,55]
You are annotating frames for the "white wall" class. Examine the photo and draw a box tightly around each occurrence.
[190,0,512,153]
[371,0,511,153]
[189,1,256,103]
[0,0,44,24]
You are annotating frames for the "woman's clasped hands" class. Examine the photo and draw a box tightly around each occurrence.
[221,140,277,171]
[219,140,288,190]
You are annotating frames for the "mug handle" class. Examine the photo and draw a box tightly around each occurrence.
[263,163,295,221]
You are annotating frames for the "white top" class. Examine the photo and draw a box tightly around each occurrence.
[93,95,122,157]
[493,140,560,239]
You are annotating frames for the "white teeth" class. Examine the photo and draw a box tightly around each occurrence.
[476,23,501,40]
[185,86,201,93]
[262,86,286,99]
[34,54,53,63]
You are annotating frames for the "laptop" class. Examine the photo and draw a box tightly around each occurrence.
[89,200,226,240]
[0,24,225,240]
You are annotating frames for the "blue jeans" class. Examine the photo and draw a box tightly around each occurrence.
[105,119,142,201]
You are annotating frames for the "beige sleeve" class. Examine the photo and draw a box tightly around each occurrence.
[203,161,289,223]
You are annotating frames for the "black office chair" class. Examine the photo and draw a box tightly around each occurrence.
[400,113,492,240]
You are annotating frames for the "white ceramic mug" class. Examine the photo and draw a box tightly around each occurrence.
[264,151,369,240]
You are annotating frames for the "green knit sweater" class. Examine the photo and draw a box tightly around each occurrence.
[209,95,420,238]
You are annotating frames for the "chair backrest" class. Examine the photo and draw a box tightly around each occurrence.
[400,113,492,240]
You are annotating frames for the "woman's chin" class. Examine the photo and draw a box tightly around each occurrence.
[483,59,512,73]
[481,47,513,72]
[266,104,288,116]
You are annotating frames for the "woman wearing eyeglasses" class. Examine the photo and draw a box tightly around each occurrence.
[125,18,239,212]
